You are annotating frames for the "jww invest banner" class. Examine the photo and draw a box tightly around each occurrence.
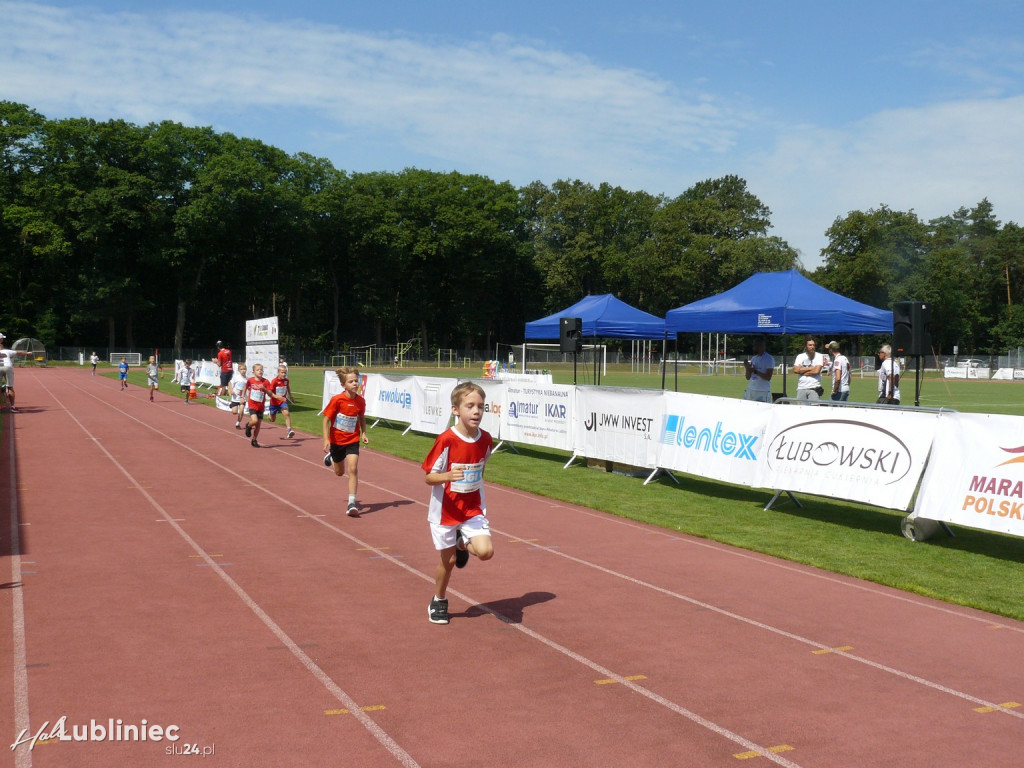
[753,405,938,510]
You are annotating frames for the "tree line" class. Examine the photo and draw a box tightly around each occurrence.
[2,101,1021,357]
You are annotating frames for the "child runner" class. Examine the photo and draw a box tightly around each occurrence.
[422,381,494,625]
[267,364,295,438]
[90,351,99,375]
[145,355,162,402]
[228,362,248,429]
[178,358,193,404]
[118,356,129,391]
[242,363,278,447]
[215,341,233,397]
[322,367,368,517]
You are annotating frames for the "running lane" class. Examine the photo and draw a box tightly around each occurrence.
[2,367,1022,767]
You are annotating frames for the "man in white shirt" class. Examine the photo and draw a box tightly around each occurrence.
[743,337,775,403]
[792,337,825,400]
[877,344,901,405]
[826,341,851,401]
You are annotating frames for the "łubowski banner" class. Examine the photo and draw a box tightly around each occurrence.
[656,392,771,486]
[752,404,938,510]
[574,386,661,468]
[500,383,575,452]
[914,412,1024,537]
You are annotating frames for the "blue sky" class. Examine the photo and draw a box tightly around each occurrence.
[2,0,1024,266]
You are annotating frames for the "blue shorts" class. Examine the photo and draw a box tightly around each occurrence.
[268,402,289,416]
[119,373,128,380]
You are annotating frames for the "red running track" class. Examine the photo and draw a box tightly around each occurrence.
[1,367,1023,767]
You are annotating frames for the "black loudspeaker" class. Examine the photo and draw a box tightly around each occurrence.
[559,317,583,353]
[893,301,931,356]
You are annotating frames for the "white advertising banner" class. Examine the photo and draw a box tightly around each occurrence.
[656,392,771,486]
[410,376,458,435]
[461,378,504,439]
[245,343,279,372]
[501,383,575,452]
[196,360,220,388]
[320,369,344,413]
[914,412,1024,537]
[362,374,416,423]
[753,405,939,510]
[319,370,370,414]
[574,386,662,468]
[245,316,279,343]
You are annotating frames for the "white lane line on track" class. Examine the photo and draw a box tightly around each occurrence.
[57,375,805,766]
[7,414,32,768]
[36,380,422,768]
[64,376,1024,724]
[66,372,1024,723]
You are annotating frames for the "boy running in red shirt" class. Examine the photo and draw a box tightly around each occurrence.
[322,367,368,517]
[423,381,494,625]
[267,364,295,438]
[242,363,279,448]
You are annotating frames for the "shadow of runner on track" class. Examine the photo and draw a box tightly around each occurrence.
[452,591,557,624]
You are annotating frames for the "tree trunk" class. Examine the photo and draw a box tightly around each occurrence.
[126,310,134,350]
[420,321,429,358]
[174,298,186,359]
[108,316,115,351]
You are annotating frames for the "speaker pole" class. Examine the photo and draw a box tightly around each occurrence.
[915,354,921,407]
[573,349,578,386]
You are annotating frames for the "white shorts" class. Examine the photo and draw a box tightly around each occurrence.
[1,368,12,388]
[430,514,490,550]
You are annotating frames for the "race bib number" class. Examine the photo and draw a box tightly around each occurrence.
[276,386,287,396]
[449,461,484,494]
[250,389,266,402]
[333,413,358,433]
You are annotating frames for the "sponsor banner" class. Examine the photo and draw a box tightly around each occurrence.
[245,316,279,343]
[459,378,504,439]
[753,405,938,510]
[245,343,279,373]
[362,374,415,423]
[914,412,1024,537]
[991,368,1024,381]
[196,360,220,388]
[575,386,661,468]
[492,371,554,384]
[656,392,771,486]
[319,370,369,414]
[501,383,575,452]
[410,376,459,435]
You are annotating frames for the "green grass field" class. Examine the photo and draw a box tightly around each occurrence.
[115,363,1024,621]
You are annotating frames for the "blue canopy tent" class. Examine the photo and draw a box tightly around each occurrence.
[525,294,666,339]
[524,294,666,384]
[664,270,893,395]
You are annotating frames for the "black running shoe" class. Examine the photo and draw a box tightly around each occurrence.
[250,439,259,448]
[455,530,469,569]
[245,423,252,438]
[323,453,333,468]
[428,597,449,625]
[346,502,360,518]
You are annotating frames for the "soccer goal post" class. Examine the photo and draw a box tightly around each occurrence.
[109,352,142,366]
[520,343,607,375]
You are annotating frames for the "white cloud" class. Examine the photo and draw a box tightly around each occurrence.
[0,1,746,185]
[748,96,1024,267]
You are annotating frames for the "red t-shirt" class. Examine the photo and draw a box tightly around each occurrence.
[323,393,366,446]
[422,427,493,525]
[217,348,232,373]
[269,376,290,402]
[246,376,272,412]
